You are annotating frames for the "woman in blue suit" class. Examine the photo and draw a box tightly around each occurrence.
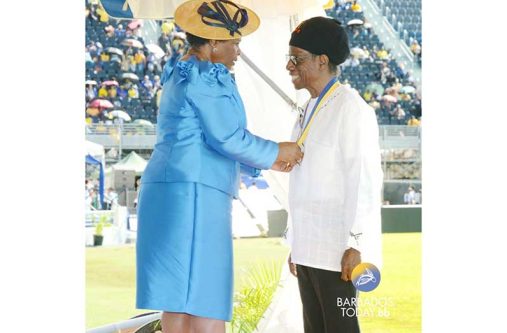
[135,1,303,332]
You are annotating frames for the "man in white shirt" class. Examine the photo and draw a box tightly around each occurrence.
[285,17,383,333]
[404,185,419,205]
[104,187,119,210]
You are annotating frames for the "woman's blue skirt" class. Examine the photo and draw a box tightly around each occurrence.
[136,182,233,321]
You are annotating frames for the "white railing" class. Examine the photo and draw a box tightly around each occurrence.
[86,124,421,150]
[85,210,115,228]
[380,125,421,138]
[86,123,156,136]
[86,123,156,151]
[86,124,420,138]
[85,207,131,246]
[379,125,421,149]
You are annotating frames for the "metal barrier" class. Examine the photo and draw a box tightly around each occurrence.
[86,123,156,136]
[86,124,421,150]
[85,210,115,228]
[379,125,421,149]
[86,123,157,150]
[380,125,420,138]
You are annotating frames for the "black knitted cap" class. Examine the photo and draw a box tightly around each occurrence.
[289,16,350,65]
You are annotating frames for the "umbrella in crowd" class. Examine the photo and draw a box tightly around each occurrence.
[105,47,124,57]
[128,19,143,30]
[122,38,144,48]
[110,55,122,64]
[382,95,398,103]
[121,73,140,82]
[400,85,416,94]
[350,47,367,59]
[88,98,114,109]
[85,52,93,63]
[366,82,385,96]
[133,119,154,128]
[102,80,119,87]
[85,80,97,86]
[145,43,165,59]
[107,110,132,122]
[173,31,186,39]
[347,19,364,26]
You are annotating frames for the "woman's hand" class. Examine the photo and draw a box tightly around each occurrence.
[273,142,303,171]
[271,160,294,172]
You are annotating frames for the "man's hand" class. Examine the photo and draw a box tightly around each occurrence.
[288,253,297,277]
[276,142,303,166]
[340,248,361,281]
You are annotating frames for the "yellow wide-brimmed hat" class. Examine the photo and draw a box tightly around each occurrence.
[174,0,260,40]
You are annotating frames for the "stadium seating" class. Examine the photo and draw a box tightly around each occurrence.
[325,1,421,124]
[374,0,422,45]
[85,0,166,123]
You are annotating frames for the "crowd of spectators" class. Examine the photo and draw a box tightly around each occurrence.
[85,0,188,125]
[327,0,422,126]
[85,0,421,127]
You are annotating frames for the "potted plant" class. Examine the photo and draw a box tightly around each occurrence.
[93,215,110,246]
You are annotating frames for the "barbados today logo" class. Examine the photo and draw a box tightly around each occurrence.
[351,263,381,292]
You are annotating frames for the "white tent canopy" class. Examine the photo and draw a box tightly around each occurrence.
[86,140,105,163]
[110,151,147,175]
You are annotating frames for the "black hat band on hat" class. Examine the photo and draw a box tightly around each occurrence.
[290,17,350,66]
[198,0,249,37]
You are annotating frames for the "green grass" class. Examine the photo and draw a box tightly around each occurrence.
[86,234,421,332]
[359,233,421,333]
[86,238,289,329]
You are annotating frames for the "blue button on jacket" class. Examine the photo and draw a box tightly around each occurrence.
[141,56,279,198]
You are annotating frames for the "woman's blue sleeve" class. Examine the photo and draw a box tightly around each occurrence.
[187,66,279,170]
[240,164,261,177]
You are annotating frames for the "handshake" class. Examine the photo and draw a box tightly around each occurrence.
[271,142,304,172]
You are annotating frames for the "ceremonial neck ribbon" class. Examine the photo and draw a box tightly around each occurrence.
[297,77,340,148]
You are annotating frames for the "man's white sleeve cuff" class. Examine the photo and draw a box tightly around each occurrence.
[347,232,363,253]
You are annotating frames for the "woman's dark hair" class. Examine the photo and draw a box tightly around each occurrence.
[186,33,209,48]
